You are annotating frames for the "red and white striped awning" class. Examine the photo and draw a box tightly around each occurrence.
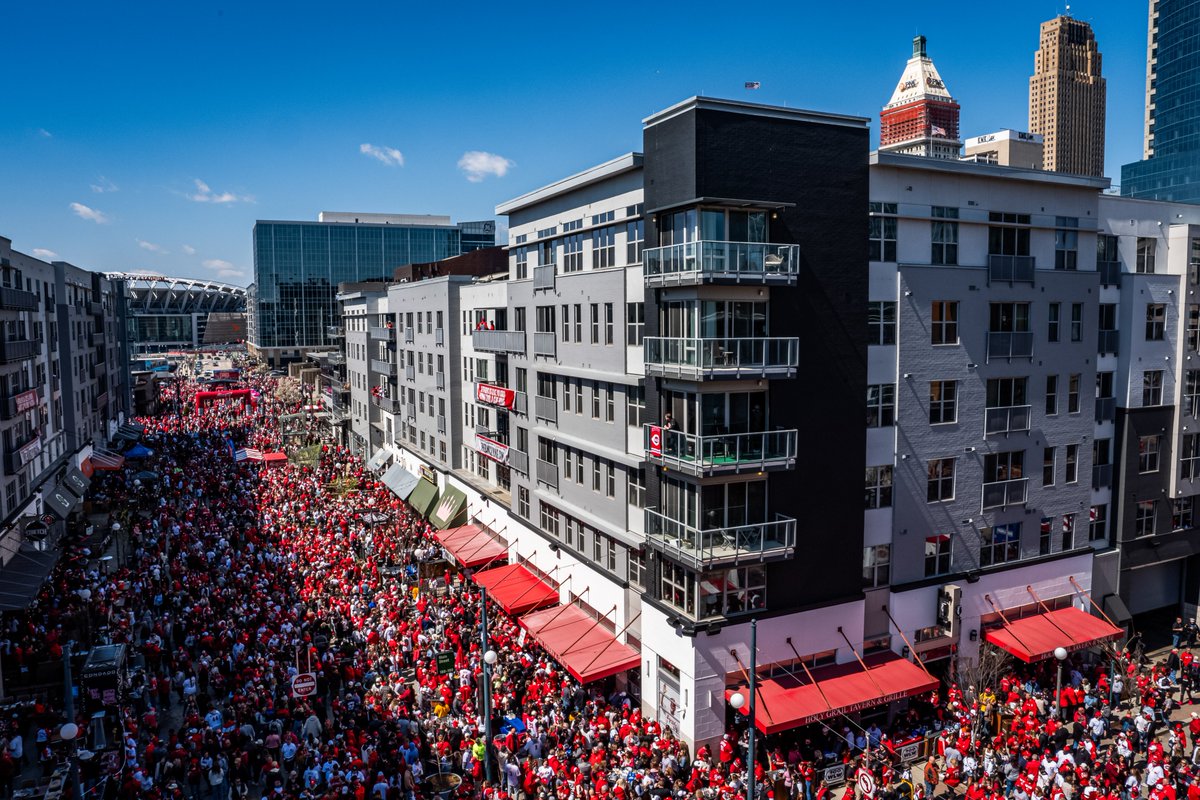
[89,448,126,471]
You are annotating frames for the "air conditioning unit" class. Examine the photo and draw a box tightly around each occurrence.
[937,583,963,638]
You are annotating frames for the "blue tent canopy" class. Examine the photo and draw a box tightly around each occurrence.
[124,443,154,459]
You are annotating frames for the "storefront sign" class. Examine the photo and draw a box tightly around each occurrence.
[648,426,663,458]
[476,382,515,409]
[419,465,437,483]
[14,390,38,413]
[477,435,509,464]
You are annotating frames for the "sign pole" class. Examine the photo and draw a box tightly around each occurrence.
[481,587,494,785]
[748,618,757,800]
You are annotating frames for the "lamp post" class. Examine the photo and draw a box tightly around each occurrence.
[1053,646,1069,719]
[729,619,758,800]
[480,587,496,785]
[60,721,82,800]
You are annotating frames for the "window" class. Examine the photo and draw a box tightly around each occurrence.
[1143,370,1164,406]
[514,246,529,280]
[573,304,582,342]
[1183,433,1200,480]
[1139,435,1161,473]
[590,304,599,344]
[1097,233,1119,263]
[924,535,952,577]
[862,545,891,588]
[539,502,560,537]
[1174,497,1195,531]
[1135,500,1157,537]
[927,458,955,502]
[563,447,574,481]
[562,233,583,272]
[929,380,957,424]
[626,303,645,346]
[931,301,958,345]
[869,301,897,345]
[591,381,601,419]
[626,219,644,264]
[931,206,958,265]
[561,304,570,341]
[1039,517,1054,555]
[592,226,616,269]
[1089,504,1108,542]
[987,211,1032,256]
[990,302,1030,333]
[1065,443,1078,484]
[1136,237,1157,273]
[628,549,646,589]
[606,538,618,571]
[1187,371,1200,417]
[865,465,893,509]
[573,379,582,412]
[979,523,1021,567]
[867,384,896,427]
[1146,303,1166,341]
[868,203,897,261]
[984,451,1024,482]
[628,468,645,508]
[1067,374,1080,414]
[604,303,614,345]
[628,383,644,428]
[1045,375,1059,415]
[699,565,767,618]
[1047,303,1060,343]
[1061,513,1076,551]
[606,461,616,497]
[986,377,1028,409]
[1054,217,1078,270]
[660,562,694,615]
[592,457,601,491]
[1188,306,1200,351]
[1070,303,1083,342]
[1043,447,1056,487]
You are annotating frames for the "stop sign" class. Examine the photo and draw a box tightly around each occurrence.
[292,672,317,697]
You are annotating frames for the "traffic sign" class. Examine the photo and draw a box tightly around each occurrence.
[857,770,876,798]
[292,673,317,697]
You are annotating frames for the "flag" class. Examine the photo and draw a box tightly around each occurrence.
[931,125,947,136]
[235,448,263,462]
[744,81,761,90]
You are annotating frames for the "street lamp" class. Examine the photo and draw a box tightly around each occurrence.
[479,589,496,785]
[1053,646,1069,719]
[728,619,758,800]
[61,714,82,798]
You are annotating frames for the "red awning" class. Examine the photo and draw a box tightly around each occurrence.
[89,449,125,471]
[433,524,507,569]
[520,604,640,684]
[473,563,559,617]
[726,652,938,735]
[983,606,1123,663]
[262,452,288,463]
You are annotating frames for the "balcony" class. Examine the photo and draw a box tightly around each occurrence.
[1092,463,1113,490]
[0,389,40,420]
[0,339,39,364]
[436,372,446,391]
[0,288,38,311]
[513,391,528,415]
[984,405,1031,437]
[534,395,558,423]
[508,449,529,475]
[437,414,447,435]
[981,477,1028,511]
[88,301,103,316]
[988,254,1035,284]
[645,425,797,476]
[1098,260,1122,287]
[404,328,415,344]
[406,402,416,421]
[405,365,416,382]
[1095,396,1116,423]
[371,394,401,414]
[472,329,526,354]
[533,332,557,358]
[369,326,395,342]
[369,358,397,377]
[1098,330,1119,355]
[435,327,445,346]
[533,264,556,291]
[643,337,798,380]
[536,458,558,489]
[986,331,1033,361]
[644,241,800,287]
[326,325,344,339]
[644,509,796,569]
[5,434,41,473]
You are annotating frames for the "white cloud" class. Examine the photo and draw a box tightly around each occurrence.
[182,244,196,255]
[32,249,58,261]
[38,128,52,138]
[137,239,167,254]
[186,179,251,204]
[202,258,245,280]
[69,202,110,224]
[90,176,118,193]
[458,151,513,182]
[359,143,405,167]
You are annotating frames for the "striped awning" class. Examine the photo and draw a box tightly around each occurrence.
[89,448,126,471]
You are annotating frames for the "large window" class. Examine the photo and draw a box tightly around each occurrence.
[661,562,694,616]
[1065,443,1079,484]
[984,451,1024,482]
[1054,217,1078,270]
[931,301,959,345]
[1187,370,1200,418]
[1068,374,1081,414]
[929,380,957,424]
[1183,433,1200,480]
[1143,370,1165,406]
[869,203,897,261]
[924,535,952,577]
[869,301,897,345]
[1173,498,1195,532]
[1089,505,1108,542]
[979,523,1021,567]
[987,377,1028,408]
[699,566,766,618]
[625,219,644,265]
[1043,447,1056,487]
[863,545,891,588]
[1135,500,1156,537]
[1045,375,1059,415]
[1048,303,1060,342]
[865,465,893,509]
[562,233,584,272]
[989,302,1030,333]
[626,303,645,346]
[927,458,955,502]
[1137,237,1157,273]
[1146,303,1166,341]
[867,384,896,427]
[931,207,959,265]
[987,212,1031,256]
[1139,435,1161,473]
[592,226,616,269]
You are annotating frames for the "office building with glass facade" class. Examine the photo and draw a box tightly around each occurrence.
[1122,0,1200,202]
[248,213,493,365]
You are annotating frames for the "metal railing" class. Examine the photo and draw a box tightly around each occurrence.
[436,372,445,390]
[0,339,39,364]
[644,509,797,568]
[371,394,401,414]
[435,328,444,346]
[1098,260,1121,287]
[405,365,415,382]
[533,332,557,358]
[644,241,800,286]
[986,331,1034,361]
[1098,330,1119,355]
[404,329,415,344]
[437,415,447,434]
[534,395,558,423]
[369,358,397,377]
[981,477,1028,510]
[536,458,558,489]
[644,337,798,379]
[513,391,528,415]
[533,264,556,291]
[1095,397,1116,423]
[405,402,416,421]
[0,389,40,420]
[472,329,526,354]
[0,287,38,311]
[508,449,529,475]
[369,326,394,341]
[1092,463,1113,490]
[988,254,1035,284]
[984,405,1031,437]
[644,425,797,475]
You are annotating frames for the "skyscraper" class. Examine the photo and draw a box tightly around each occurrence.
[879,36,961,159]
[1122,0,1200,202]
[1028,15,1106,177]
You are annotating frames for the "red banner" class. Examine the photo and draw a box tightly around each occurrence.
[648,425,663,457]
[14,389,38,413]
[476,382,515,409]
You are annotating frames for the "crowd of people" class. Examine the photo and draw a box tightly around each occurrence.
[0,352,1198,800]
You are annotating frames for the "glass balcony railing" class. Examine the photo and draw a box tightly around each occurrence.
[988,255,1035,284]
[1098,330,1119,355]
[368,326,394,341]
[644,509,796,568]
[369,358,397,377]
[1098,260,1121,287]
[644,241,800,286]
[533,264,556,291]
[644,425,797,475]
[472,329,526,354]
[981,477,1028,510]
[984,405,1031,437]
[1095,397,1116,423]
[986,332,1033,361]
[644,337,798,380]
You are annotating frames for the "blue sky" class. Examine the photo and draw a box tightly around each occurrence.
[0,0,1151,286]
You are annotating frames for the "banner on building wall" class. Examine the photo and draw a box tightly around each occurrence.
[648,425,663,458]
[477,435,510,464]
[476,383,515,409]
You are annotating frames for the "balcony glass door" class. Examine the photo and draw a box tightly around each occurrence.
[701,481,767,529]
[660,209,697,246]
[699,301,768,338]
[700,391,767,435]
